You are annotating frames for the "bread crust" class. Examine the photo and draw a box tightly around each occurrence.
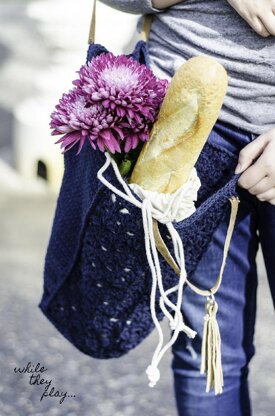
[130,56,228,193]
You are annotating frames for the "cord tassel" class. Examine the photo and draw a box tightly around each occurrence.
[200,296,223,395]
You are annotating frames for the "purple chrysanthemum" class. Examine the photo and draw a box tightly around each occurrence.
[50,90,123,154]
[74,53,167,121]
[51,52,168,155]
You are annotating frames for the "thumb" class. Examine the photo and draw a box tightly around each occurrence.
[235,134,267,174]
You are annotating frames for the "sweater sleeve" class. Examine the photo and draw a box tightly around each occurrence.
[98,0,162,15]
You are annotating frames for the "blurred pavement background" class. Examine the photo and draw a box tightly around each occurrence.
[0,1,274,415]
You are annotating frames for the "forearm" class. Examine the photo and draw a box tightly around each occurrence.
[98,0,162,15]
[152,0,184,9]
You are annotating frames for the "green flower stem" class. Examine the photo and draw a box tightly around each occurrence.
[119,159,132,176]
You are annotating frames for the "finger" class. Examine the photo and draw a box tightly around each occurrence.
[260,12,275,36]
[235,134,268,174]
[250,16,271,37]
[257,187,275,202]
[248,175,272,195]
[238,158,267,189]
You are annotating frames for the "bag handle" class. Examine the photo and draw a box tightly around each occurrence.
[88,0,152,44]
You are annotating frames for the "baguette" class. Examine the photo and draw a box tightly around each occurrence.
[130,56,228,193]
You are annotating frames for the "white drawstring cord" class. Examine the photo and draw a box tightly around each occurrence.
[97,153,142,210]
[142,199,196,387]
[141,199,165,386]
[97,152,198,387]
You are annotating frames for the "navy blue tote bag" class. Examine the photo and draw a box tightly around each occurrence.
[39,4,241,371]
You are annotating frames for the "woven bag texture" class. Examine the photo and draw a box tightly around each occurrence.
[39,40,240,358]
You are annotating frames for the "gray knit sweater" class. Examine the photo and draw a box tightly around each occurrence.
[99,0,275,135]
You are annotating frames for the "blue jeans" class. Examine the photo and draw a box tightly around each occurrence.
[172,120,275,416]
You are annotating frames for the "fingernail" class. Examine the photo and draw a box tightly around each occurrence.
[235,163,242,174]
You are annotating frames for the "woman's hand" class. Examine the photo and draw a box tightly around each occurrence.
[235,127,275,205]
[227,0,275,37]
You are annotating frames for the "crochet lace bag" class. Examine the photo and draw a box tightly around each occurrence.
[39,3,241,394]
